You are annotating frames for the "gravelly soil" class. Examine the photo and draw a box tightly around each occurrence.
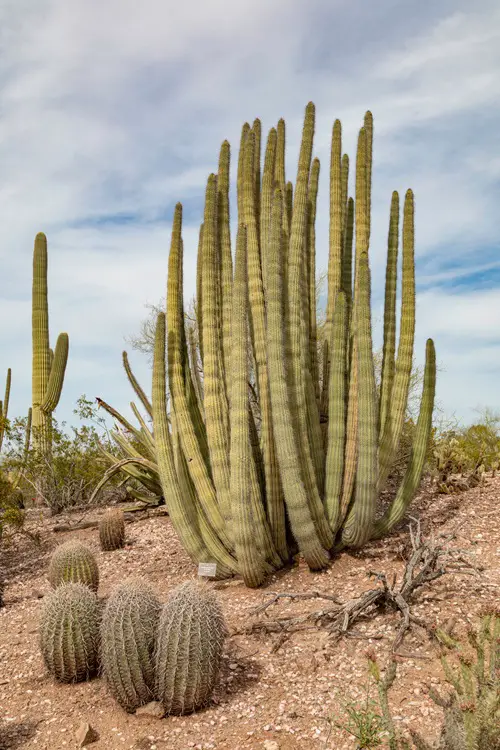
[0,475,498,750]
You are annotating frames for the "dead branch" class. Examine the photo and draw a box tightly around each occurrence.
[235,521,478,653]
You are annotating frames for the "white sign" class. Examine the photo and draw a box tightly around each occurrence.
[197,562,218,578]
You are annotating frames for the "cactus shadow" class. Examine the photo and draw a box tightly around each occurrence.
[0,720,40,749]
[216,643,264,704]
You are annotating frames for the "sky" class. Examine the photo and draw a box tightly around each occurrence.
[1,0,500,433]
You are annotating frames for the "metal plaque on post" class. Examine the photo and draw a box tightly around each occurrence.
[197,562,217,578]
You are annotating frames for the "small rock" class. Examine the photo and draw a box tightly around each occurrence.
[135,701,165,719]
[263,742,280,750]
[75,722,99,747]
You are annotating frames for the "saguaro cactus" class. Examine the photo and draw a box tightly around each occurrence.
[0,368,11,451]
[139,104,437,586]
[32,232,69,461]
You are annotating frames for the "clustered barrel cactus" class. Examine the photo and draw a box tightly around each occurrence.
[149,103,436,586]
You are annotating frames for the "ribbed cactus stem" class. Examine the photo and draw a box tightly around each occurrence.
[122,351,153,418]
[342,250,378,548]
[0,368,11,451]
[266,188,328,570]
[40,332,69,413]
[378,191,399,440]
[372,339,436,538]
[325,291,348,532]
[378,189,416,491]
[287,102,332,551]
[32,232,52,457]
[230,225,267,587]
[242,128,287,561]
[152,311,212,567]
[201,176,232,530]
[165,205,235,563]
[217,140,233,391]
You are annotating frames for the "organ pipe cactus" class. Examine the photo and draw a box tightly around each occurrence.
[140,103,437,583]
[32,233,69,461]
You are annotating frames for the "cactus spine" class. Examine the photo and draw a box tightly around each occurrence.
[154,581,227,715]
[140,103,437,586]
[101,579,161,711]
[31,233,69,462]
[39,582,100,683]
[99,508,126,551]
[48,540,99,591]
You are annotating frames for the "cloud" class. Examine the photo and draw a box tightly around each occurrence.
[0,0,499,431]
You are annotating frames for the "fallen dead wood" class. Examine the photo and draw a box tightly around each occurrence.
[52,507,168,533]
[234,521,479,653]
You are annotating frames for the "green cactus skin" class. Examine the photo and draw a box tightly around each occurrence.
[378,192,399,442]
[39,582,100,683]
[166,204,235,561]
[0,368,11,451]
[48,540,99,592]
[31,233,69,460]
[122,351,153,418]
[266,188,329,570]
[200,176,232,531]
[286,103,333,551]
[371,338,436,538]
[217,141,233,396]
[99,508,126,551]
[325,291,348,532]
[142,104,436,586]
[230,225,267,587]
[154,581,227,715]
[242,128,287,562]
[152,311,223,570]
[378,189,416,492]
[342,250,378,548]
[101,578,161,711]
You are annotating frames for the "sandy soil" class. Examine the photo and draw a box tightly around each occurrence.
[1,476,499,750]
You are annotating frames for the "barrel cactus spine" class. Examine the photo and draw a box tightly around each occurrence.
[39,582,100,683]
[48,539,99,591]
[101,578,162,712]
[99,508,126,551]
[154,580,227,715]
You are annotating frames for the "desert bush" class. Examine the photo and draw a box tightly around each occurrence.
[1,396,121,514]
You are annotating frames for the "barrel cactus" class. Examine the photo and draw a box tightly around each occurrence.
[154,580,227,715]
[39,582,100,682]
[99,508,125,551]
[101,578,162,712]
[48,540,99,592]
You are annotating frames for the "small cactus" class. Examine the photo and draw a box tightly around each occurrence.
[48,540,99,592]
[39,582,100,682]
[154,580,227,715]
[101,578,162,712]
[99,508,125,551]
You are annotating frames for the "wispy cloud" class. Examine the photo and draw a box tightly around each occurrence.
[1,0,499,428]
